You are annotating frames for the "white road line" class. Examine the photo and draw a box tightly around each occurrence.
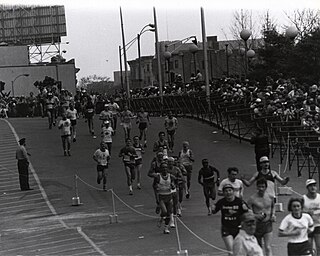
[2,119,107,256]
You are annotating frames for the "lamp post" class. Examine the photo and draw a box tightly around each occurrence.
[12,74,29,97]
[137,24,155,88]
[189,43,198,75]
[240,29,252,79]
[179,52,185,83]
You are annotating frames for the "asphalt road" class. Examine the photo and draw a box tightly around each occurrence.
[0,115,311,255]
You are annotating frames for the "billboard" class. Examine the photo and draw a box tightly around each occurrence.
[0,5,66,45]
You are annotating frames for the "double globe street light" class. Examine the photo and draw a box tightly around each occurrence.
[163,36,198,84]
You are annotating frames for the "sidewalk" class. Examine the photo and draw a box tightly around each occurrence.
[0,119,103,256]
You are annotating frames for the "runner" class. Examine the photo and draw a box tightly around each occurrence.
[164,111,178,152]
[132,135,144,189]
[218,167,244,199]
[153,131,169,157]
[148,151,165,214]
[303,179,320,256]
[167,156,184,227]
[198,158,220,215]
[93,142,110,191]
[118,138,137,195]
[84,96,96,138]
[241,156,289,198]
[279,197,314,256]
[247,178,275,256]
[66,103,78,142]
[149,162,175,234]
[101,120,114,155]
[211,184,249,256]
[58,113,72,156]
[99,104,113,128]
[178,141,194,199]
[45,92,56,129]
[107,98,120,132]
[120,105,134,140]
[136,107,151,148]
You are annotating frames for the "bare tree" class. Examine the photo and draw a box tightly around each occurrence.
[284,9,320,40]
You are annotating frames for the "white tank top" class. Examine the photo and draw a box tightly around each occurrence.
[158,174,171,195]
[180,149,192,166]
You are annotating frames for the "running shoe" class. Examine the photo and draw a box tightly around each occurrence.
[208,208,212,216]
[129,189,133,195]
[73,138,76,142]
[186,192,190,199]
[67,151,71,156]
[137,183,141,190]
[64,151,67,156]
[163,226,170,234]
[177,208,182,217]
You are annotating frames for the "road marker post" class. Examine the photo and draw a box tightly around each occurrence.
[109,189,118,223]
[72,174,82,206]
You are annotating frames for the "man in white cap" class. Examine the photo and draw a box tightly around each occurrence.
[303,178,320,255]
[242,156,289,198]
[233,212,264,256]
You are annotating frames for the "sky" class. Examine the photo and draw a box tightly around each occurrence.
[1,0,319,81]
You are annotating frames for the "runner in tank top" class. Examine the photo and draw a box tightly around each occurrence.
[136,107,151,148]
[178,141,194,199]
[133,135,144,190]
[241,156,289,198]
[66,103,78,142]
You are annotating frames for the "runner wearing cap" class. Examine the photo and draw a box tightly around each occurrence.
[233,212,264,256]
[218,167,244,199]
[198,159,220,215]
[101,120,114,155]
[241,156,289,198]
[303,179,320,255]
[99,104,113,128]
[247,178,275,256]
[212,184,249,256]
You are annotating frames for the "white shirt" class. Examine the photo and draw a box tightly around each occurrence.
[66,109,77,120]
[58,119,71,136]
[303,193,320,227]
[218,178,244,198]
[101,126,114,143]
[93,149,110,166]
[279,213,314,243]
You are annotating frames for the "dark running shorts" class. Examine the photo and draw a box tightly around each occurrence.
[287,240,312,256]
[139,122,147,130]
[221,225,239,238]
[255,220,273,238]
[135,158,142,165]
[97,165,108,172]
[71,119,77,126]
[167,130,176,136]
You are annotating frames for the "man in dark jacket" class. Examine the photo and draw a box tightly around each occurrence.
[250,128,270,171]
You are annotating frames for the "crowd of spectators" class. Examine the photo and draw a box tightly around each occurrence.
[1,74,320,135]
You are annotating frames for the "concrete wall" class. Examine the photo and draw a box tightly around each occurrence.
[0,46,29,66]
[0,63,77,97]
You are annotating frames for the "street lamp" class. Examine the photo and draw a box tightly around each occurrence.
[11,74,29,97]
[137,24,155,88]
[163,36,198,81]
[240,29,252,78]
